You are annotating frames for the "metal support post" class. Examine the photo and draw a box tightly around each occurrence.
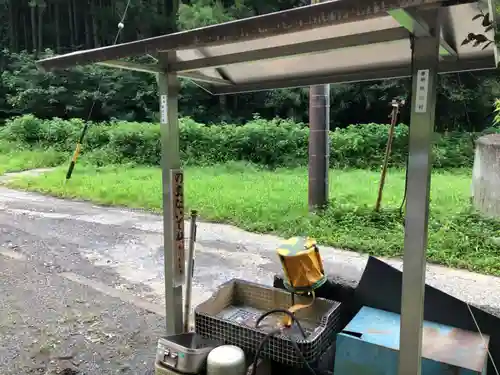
[398,8,441,375]
[308,0,330,211]
[158,50,185,335]
[308,82,330,211]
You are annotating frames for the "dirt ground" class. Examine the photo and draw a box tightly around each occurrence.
[0,248,164,374]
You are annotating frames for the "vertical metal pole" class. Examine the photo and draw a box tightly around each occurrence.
[308,0,330,211]
[183,210,198,333]
[398,8,441,375]
[158,50,184,335]
[309,84,330,211]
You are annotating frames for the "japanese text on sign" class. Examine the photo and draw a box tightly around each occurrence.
[414,69,430,113]
[160,95,168,124]
[171,169,185,284]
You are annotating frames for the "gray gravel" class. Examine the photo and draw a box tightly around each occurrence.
[2,185,500,372]
[0,248,163,374]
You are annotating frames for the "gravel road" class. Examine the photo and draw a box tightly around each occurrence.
[0,250,164,374]
[1,185,500,373]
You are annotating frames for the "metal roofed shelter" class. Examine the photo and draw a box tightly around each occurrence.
[37,1,498,374]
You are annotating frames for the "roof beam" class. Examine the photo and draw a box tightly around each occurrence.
[171,27,410,72]
[179,71,232,85]
[96,60,231,85]
[97,60,162,74]
[387,8,457,58]
[193,48,235,84]
[37,0,448,71]
[211,56,494,95]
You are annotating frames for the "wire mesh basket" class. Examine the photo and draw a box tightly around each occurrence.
[194,279,342,366]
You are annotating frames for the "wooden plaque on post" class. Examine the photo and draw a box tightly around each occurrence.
[171,169,185,285]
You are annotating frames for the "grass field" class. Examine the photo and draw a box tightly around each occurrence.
[6,162,500,275]
[0,141,67,175]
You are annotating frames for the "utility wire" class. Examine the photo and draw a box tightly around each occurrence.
[65,0,132,181]
[467,303,499,375]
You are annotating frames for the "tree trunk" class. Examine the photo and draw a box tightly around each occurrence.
[84,5,91,48]
[68,0,74,48]
[157,0,162,16]
[8,0,16,50]
[37,2,45,53]
[23,14,29,50]
[219,95,226,113]
[472,133,500,218]
[30,3,37,55]
[99,0,104,44]
[55,2,61,52]
[90,0,99,47]
[72,0,79,47]
[165,0,179,33]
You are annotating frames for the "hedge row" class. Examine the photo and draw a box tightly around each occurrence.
[1,114,497,169]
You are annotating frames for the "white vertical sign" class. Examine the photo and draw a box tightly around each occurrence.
[414,69,430,113]
[160,95,168,123]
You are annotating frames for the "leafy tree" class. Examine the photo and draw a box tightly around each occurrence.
[0,0,497,131]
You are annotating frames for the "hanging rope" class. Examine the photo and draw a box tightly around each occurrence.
[65,0,132,181]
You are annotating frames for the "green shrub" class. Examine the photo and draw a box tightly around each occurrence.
[0,114,492,169]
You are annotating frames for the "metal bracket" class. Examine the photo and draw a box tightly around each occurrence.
[388,8,457,59]
[97,60,163,74]
[97,60,232,85]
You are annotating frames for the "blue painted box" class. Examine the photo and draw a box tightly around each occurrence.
[334,307,489,375]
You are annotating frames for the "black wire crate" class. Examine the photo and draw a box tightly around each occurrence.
[194,279,343,367]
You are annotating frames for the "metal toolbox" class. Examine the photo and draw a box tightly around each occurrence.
[194,279,342,366]
[155,332,220,374]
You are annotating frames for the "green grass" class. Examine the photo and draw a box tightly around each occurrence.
[0,141,68,175]
[6,162,500,275]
